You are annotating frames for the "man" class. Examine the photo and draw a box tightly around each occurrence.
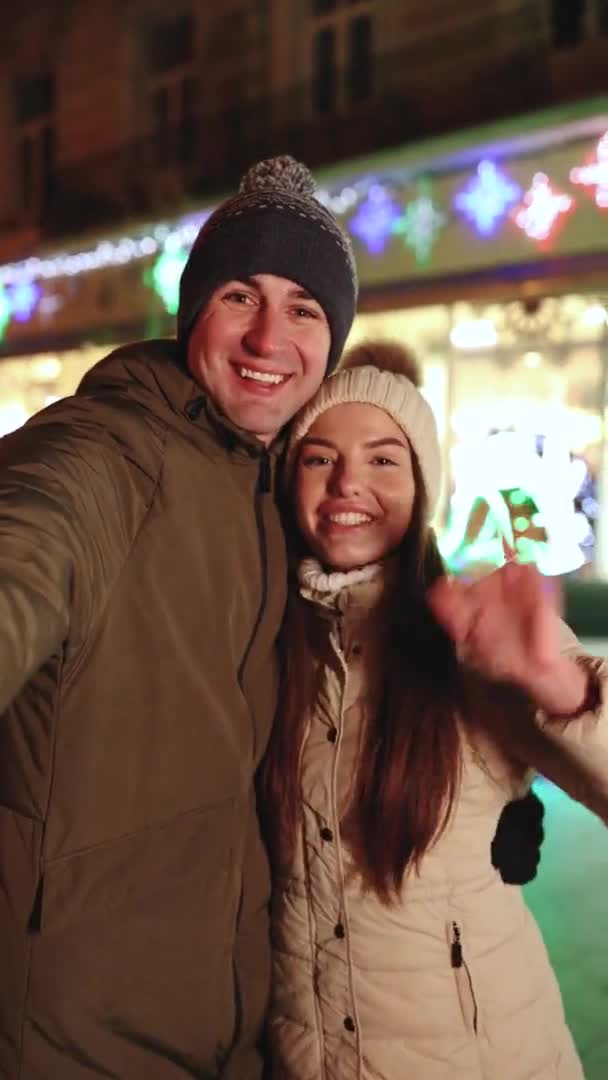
[0,155,358,1079]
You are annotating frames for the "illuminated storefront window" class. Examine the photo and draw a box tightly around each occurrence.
[350,293,608,580]
[0,345,113,437]
[0,291,606,582]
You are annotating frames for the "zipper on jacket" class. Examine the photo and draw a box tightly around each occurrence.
[451,921,463,968]
[236,452,271,755]
[451,921,478,1034]
[258,450,271,494]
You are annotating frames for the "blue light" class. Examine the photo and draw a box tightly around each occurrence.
[8,280,42,322]
[348,184,402,255]
[454,160,521,236]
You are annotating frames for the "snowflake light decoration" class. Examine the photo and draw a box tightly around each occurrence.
[8,280,42,322]
[392,179,446,264]
[513,173,574,243]
[454,160,521,236]
[570,131,608,209]
[347,183,402,255]
[146,243,189,315]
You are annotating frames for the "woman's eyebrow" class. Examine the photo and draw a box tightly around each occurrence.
[301,436,337,449]
[364,438,409,449]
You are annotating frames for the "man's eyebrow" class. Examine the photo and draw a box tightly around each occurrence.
[289,286,318,301]
[226,276,258,289]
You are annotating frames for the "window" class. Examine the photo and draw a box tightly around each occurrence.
[14,73,55,217]
[310,0,374,115]
[145,13,197,167]
[348,15,371,104]
[146,13,193,75]
[551,0,586,47]
[313,28,336,113]
[595,0,608,35]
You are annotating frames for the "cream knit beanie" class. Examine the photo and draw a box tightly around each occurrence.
[286,342,442,513]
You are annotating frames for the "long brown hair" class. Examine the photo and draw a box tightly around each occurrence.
[259,453,463,905]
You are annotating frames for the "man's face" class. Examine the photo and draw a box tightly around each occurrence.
[187,274,332,444]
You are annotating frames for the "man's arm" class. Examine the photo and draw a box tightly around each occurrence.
[0,402,158,711]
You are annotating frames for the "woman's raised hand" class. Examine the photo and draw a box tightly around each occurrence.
[427,562,588,716]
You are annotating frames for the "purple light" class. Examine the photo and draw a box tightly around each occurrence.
[8,280,42,322]
[454,160,521,236]
[348,184,402,255]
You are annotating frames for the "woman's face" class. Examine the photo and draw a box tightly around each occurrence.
[293,402,416,571]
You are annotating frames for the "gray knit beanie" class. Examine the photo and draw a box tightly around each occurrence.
[177,155,358,374]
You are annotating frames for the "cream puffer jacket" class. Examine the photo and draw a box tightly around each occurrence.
[269,560,608,1080]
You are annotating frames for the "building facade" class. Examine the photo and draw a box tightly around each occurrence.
[0,1,607,583]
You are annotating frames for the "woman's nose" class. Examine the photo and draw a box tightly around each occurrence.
[328,462,361,497]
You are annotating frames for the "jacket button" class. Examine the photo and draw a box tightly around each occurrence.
[320,826,333,842]
[351,643,362,655]
[327,726,338,743]
[334,922,345,939]
[185,397,204,420]
[344,1016,355,1032]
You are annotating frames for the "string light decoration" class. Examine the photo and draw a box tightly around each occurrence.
[392,179,446,264]
[317,184,360,215]
[454,160,521,236]
[0,213,210,288]
[512,173,574,242]
[0,134,607,301]
[348,183,402,255]
[570,130,608,209]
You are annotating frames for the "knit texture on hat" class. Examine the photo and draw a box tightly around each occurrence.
[177,155,358,374]
[286,364,442,512]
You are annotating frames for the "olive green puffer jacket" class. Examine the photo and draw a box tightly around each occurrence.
[0,339,286,1079]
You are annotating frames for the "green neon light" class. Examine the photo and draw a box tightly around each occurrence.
[513,515,531,532]
[0,285,11,340]
[392,179,446,264]
[146,245,189,315]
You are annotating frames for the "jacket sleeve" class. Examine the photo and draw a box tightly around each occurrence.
[221,794,271,1080]
[0,402,157,713]
[504,624,608,824]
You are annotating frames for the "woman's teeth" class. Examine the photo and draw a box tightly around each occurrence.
[239,367,285,385]
[327,512,373,526]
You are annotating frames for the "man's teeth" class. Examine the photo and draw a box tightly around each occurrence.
[239,367,285,385]
[328,512,373,526]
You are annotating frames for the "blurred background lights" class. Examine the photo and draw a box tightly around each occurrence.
[523,351,543,368]
[449,318,498,349]
[454,160,521,236]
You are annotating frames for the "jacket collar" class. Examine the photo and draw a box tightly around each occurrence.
[79,338,286,460]
[297,557,389,617]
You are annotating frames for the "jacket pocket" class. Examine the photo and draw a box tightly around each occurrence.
[35,796,239,935]
[449,920,478,1035]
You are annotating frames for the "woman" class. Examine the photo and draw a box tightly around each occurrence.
[261,340,607,1079]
